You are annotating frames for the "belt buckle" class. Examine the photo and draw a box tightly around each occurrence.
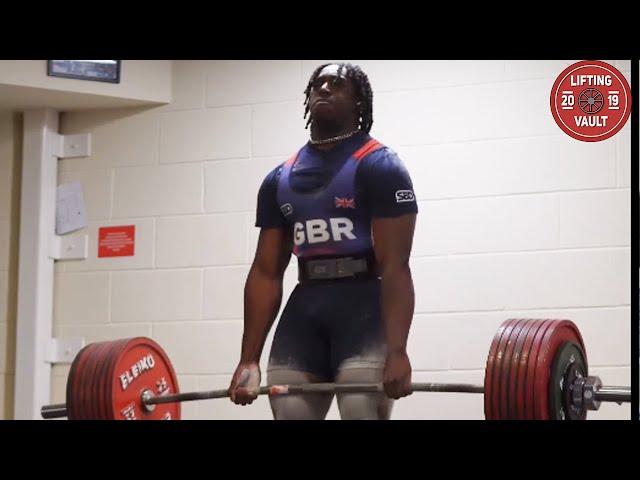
[310,261,328,277]
[336,257,351,277]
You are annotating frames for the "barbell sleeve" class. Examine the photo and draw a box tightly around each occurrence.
[593,386,631,404]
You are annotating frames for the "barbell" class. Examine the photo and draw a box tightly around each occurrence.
[40,318,631,420]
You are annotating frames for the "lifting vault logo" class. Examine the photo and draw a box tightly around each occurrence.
[550,60,631,142]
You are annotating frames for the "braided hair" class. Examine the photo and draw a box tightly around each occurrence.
[303,63,373,133]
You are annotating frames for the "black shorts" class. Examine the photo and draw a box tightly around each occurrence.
[268,277,387,381]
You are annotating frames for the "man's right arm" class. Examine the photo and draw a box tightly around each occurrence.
[228,227,291,405]
[228,164,290,404]
[240,226,292,364]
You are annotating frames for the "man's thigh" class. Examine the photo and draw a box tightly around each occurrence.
[335,365,393,420]
[267,368,334,420]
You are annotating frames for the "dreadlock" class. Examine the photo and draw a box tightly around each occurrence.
[303,63,374,133]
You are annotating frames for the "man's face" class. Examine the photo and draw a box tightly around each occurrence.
[308,64,359,126]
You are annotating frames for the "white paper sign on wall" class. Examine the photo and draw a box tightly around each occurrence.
[56,181,88,235]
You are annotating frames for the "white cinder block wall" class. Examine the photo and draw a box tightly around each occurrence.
[50,60,632,420]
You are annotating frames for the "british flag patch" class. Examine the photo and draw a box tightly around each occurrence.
[334,197,355,209]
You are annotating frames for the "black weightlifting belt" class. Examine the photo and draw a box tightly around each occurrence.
[298,254,377,282]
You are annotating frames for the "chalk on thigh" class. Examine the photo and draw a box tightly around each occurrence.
[335,365,393,420]
[267,368,334,420]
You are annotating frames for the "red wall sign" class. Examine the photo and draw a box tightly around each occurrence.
[98,225,135,258]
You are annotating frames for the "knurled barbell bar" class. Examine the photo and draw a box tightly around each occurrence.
[40,319,631,420]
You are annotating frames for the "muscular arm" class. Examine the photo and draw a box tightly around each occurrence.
[240,227,293,363]
[229,226,292,404]
[372,213,416,398]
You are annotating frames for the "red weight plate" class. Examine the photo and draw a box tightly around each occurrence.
[90,342,110,420]
[484,319,518,420]
[531,320,566,419]
[508,319,537,419]
[65,345,82,420]
[492,319,521,420]
[92,342,109,420]
[91,341,112,420]
[515,319,548,420]
[80,342,104,420]
[68,342,98,420]
[500,319,530,419]
[79,342,97,420]
[532,320,586,420]
[79,342,102,420]
[96,340,124,420]
[65,343,88,420]
[70,344,97,420]
[497,319,527,420]
[107,338,181,420]
[524,320,555,420]
[484,320,507,419]
[104,339,130,420]
[101,340,129,419]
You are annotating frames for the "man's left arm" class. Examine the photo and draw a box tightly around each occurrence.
[362,148,418,399]
[372,213,416,399]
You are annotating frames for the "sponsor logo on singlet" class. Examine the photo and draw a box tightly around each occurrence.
[280,203,293,216]
[395,190,415,203]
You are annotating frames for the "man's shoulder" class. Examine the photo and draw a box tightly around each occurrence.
[357,140,403,171]
[262,154,293,184]
[260,147,302,188]
[265,142,314,179]
[268,144,309,174]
